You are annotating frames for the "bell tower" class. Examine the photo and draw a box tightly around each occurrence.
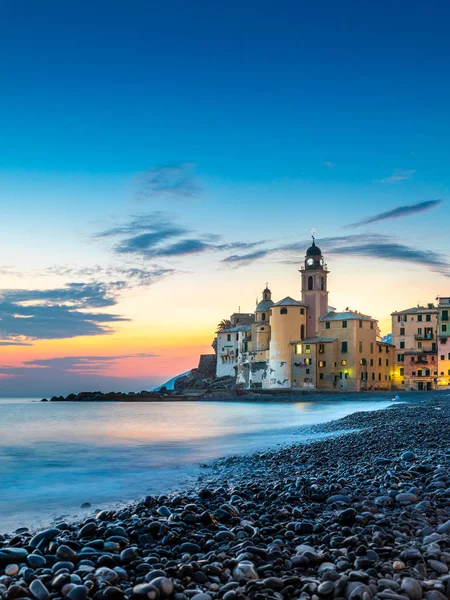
[301,236,329,338]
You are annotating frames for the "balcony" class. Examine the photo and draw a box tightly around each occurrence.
[415,333,434,340]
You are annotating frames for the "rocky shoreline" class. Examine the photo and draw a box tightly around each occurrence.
[2,394,450,600]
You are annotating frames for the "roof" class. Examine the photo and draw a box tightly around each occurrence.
[255,299,274,311]
[217,325,252,334]
[289,336,337,345]
[306,239,322,256]
[377,341,395,347]
[320,311,375,322]
[272,296,307,307]
[391,306,438,315]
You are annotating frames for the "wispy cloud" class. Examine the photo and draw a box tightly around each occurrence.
[47,265,176,287]
[0,283,128,343]
[133,163,201,201]
[345,199,442,228]
[221,232,450,276]
[381,168,416,184]
[95,213,260,260]
[21,354,158,375]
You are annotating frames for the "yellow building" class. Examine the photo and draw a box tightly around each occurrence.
[219,238,394,391]
[391,305,438,390]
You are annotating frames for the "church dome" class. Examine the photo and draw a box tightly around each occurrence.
[306,239,322,256]
[256,299,274,312]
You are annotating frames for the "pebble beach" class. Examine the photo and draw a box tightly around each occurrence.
[1,394,450,600]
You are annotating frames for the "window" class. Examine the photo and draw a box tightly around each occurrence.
[386,359,389,366]
[341,341,348,353]
[308,276,313,291]
[342,321,347,328]
[372,373,375,381]
[319,344,325,353]
[359,320,363,328]
[400,327,405,336]
[442,310,449,321]
[305,345,311,354]
[418,328,422,335]
[300,324,305,340]
[262,313,266,321]
[300,308,305,315]
[325,322,330,329]
[378,358,382,366]
[448,353,450,360]
[411,356,415,362]
[426,314,431,322]
[443,324,448,332]
[426,369,430,376]
[370,359,374,366]
[295,344,302,354]
[306,369,310,374]
[400,341,405,349]
[359,341,363,353]
[441,355,445,361]
[319,361,326,367]
[236,334,239,340]
[319,372,324,380]
[370,322,374,330]
[341,359,347,365]
[280,307,288,315]
[264,293,268,300]
[360,358,366,365]
[227,334,231,341]
[379,345,383,352]
[235,348,239,358]
[412,371,416,376]
[418,314,422,322]
[378,373,381,381]
[418,369,422,376]
[370,343,374,354]
[398,354,404,362]
[321,277,325,291]
[418,342,422,348]
[305,358,311,365]
[400,367,404,376]
[345,372,349,380]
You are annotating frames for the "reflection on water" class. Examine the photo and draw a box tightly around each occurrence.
[0,397,393,532]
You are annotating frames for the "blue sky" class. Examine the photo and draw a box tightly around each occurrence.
[0,0,449,395]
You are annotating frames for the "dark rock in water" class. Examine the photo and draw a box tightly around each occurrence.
[67,585,89,600]
[0,547,28,566]
[401,451,416,461]
[80,502,91,509]
[29,579,50,600]
[29,528,60,548]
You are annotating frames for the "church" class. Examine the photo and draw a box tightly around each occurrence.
[215,239,394,391]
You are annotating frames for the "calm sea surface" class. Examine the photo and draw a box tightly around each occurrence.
[0,397,394,532]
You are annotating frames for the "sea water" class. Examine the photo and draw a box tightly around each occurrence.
[0,396,394,532]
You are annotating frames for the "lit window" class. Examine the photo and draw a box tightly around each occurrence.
[305,345,311,354]
[341,359,347,365]
[319,361,326,367]
[295,344,302,354]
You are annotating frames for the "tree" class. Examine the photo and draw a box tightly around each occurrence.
[217,319,232,331]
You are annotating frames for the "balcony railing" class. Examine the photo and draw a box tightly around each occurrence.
[415,334,434,340]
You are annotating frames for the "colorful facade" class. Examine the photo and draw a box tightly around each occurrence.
[216,240,395,390]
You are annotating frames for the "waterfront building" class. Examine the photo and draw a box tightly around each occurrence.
[391,305,438,391]
[216,239,395,390]
[437,297,450,387]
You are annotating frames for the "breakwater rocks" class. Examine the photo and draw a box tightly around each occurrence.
[3,396,450,600]
[42,391,163,402]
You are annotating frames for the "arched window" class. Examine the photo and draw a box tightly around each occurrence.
[281,307,288,315]
[264,293,267,299]
[308,276,313,291]
[262,313,266,321]
[260,327,265,331]
[321,277,325,291]
[300,324,305,340]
